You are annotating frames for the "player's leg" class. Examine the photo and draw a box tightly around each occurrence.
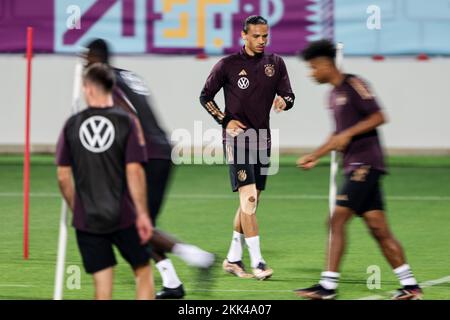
[151,229,214,269]
[243,148,272,280]
[363,210,422,300]
[92,267,114,300]
[239,184,273,280]
[144,159,184,298]
[223,205,252,278]
[363,210,405,267]
[145,160,214,297]
[134,264,155,300]
[112,225,155,300]
[295,169,365,299]
[294,205,353,300]
[222,144,254,277]
[75,229,117,300]
[326,205,354,272]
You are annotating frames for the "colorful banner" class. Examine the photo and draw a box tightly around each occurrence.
[0,0,326,55]
[2,0,449,55]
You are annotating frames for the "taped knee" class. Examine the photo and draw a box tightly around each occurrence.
[241,195,257,215]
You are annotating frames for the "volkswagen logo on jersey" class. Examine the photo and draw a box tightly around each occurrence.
[237,77,250,90]
[79,116,115,153]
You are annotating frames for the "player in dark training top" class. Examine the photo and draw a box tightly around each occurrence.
[56,63,155,299]
[200,16,295,280]
[294,39,423,300]
[84,39,214,299]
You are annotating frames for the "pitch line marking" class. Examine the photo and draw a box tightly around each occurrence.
[0,284,34,288]
[357,275,450,300]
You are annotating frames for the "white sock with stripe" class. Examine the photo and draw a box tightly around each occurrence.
[319,271,340,290]
[394,264,418,286]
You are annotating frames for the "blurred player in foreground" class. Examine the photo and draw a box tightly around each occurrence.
[84,39,214,299]
[56,63,155,299]
[294,39,422,300]
[199,16,295,280]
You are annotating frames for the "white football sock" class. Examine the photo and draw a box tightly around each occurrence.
[155,259,182,289]
[394,264,418,286]
[172,243,215,268]
[227,231,244,262]
[245,236,265,268]
[319,271,340,290]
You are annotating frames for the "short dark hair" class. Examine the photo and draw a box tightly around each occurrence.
[243,15,268,33]
[85,38,110,64]
[83,63,115,93]
[301,39,336,61]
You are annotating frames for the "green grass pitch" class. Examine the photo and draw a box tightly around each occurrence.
[0,155,449,300]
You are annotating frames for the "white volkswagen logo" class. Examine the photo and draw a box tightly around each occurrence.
[79,116,115,153]
[237,77,249,90]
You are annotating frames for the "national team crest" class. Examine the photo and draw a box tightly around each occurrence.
[264,64,275,77]
[237,170,247,182]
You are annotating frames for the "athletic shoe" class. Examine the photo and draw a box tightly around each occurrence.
[156,284,185,299]
[252,262,273,280]
[391,285,423,300]
[222,259,254,278]
[294,284,337,300]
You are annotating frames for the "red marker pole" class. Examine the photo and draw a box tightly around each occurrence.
[23,27,33,260]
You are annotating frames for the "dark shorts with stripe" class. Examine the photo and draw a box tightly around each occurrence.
[336,166,385,216]
[224,143,270,192]
[76,224,151,274]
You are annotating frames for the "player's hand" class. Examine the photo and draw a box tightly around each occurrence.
[226,120,247,137]
[136,213,153,244]
[273,96,287,113]
[297,154,318,170]
[330,133,351,151]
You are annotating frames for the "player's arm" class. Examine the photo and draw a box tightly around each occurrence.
[297,111,385,170]
[298,77,386,170]
[333,111,386,151]
[57,166,74,211]
[200,60,246,136]
[55,123,75,210]
[274,57,295,113]
[296,135,335,170]
[125,117,153,243]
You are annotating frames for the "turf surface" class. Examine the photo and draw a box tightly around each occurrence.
[0,155,449,300]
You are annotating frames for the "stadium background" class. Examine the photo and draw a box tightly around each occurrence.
[0,0,449,300]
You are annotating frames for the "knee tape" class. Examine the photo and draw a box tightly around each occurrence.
[240,195,257,215]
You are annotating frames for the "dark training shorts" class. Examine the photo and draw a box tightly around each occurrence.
[336,166,385,216]
[76,224,151,274]
[224,143,271,192]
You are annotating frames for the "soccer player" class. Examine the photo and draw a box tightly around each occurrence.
[84,39,214,299]
[199,16,295,280]
[56,63,155,300]
[294,39,423,300]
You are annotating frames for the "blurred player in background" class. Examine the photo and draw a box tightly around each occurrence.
[56,63,155,300]
[84,39,214,299]
[199,16,295,280]
[295,39,422,300]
